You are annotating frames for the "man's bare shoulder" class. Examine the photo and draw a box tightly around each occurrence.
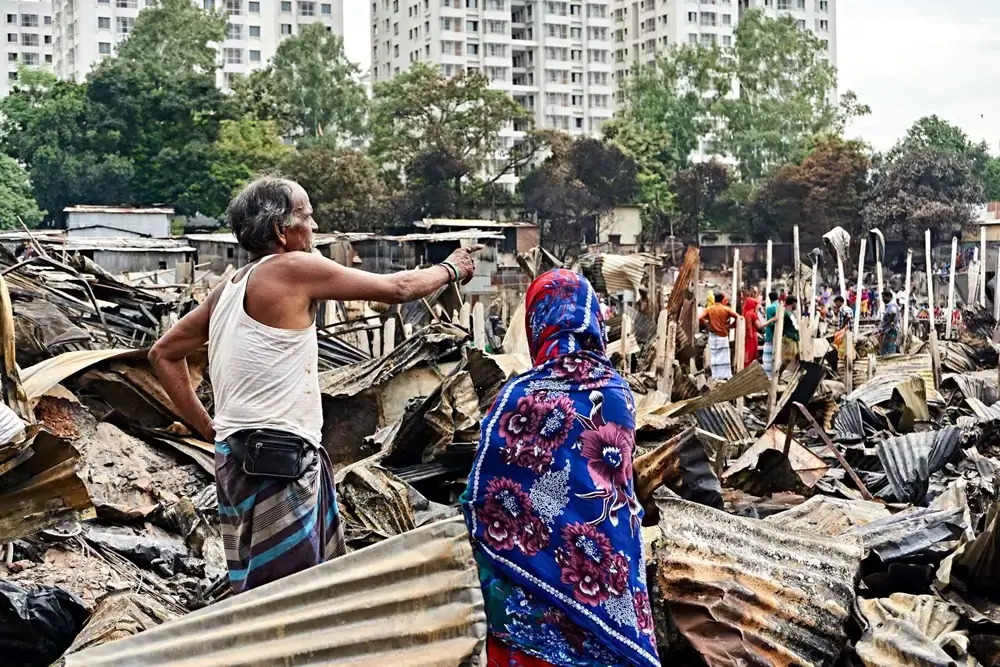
[261,251,335,276]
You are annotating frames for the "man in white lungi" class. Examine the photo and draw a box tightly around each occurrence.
[699,291,738,380]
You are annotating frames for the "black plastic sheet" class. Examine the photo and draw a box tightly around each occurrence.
[0,580,90,666]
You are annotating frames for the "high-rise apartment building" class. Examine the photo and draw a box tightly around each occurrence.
[50,0,343,89]
[613,0,836,99]
[371,0,617,161]
[1,1,55,96]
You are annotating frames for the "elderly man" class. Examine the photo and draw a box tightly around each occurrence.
[149,177,480,592]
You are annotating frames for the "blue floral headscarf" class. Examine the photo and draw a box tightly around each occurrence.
[461,269,658,667]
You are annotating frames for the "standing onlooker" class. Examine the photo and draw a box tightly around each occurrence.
[778,296,801,374]
[741,288,764,367]
[762,291,779,378]
[880,289,901,355]
[831,295,853,373]
[700,291,739,380]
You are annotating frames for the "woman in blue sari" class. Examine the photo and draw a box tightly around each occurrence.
[461,269,659,667]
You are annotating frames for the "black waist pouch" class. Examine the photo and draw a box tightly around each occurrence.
[229,429,314,480]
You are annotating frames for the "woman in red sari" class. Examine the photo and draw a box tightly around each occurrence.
[742,288,762,367]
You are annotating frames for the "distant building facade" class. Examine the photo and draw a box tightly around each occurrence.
[64,205,174,238]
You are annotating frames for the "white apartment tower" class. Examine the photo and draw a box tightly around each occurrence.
[372,0,617,147]
[613,0,836,97]
[51,0,344,89]
[1,1,54,96]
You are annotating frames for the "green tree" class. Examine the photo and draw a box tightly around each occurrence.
[0,154,43,228]
[668,159,735,238]
[748,135,870,242]
[520,136,639,259]
[984,157,1000,202]
[113,0,225,74]
[281,148,394,233]
[240,23,367,142]
[711,9,864,183]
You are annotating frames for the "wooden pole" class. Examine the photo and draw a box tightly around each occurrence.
[875,238,884,318]
[927,229,941,389]
[460,303,472,331]
[691,259,700,338]
[947,236,958,339]
[844,330,854,394]
[766,239,773,298]
[620,311,632,373]
[994,244,1000,321]
[793,225,801,301]
[382,318,397,355]
[731,249,740,311]
[767,301,785,416]
[853,237,866,339]
[653,309,668,374]
[982,226,988,307]
[810,261,819,329]
[660,320,676,397]
[866,355,876,382]
[903,249,913,345]
[735,316,746,410]
[472,302,487,350]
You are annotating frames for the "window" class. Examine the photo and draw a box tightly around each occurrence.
[467,42,478,54]
[249,25,260,37]
[321,3,331,14]
[571,71,582,83]
[466,20,477,31]
[688,33,697,44]
[393,43,399,56]
[227,23,242,39]
[486,19,505,32]
[44,34,50,44]
[466,0,476,7]
[700,12,716,26]
[44,53,51,63]
[116,0,136,7]
[224,47,243,63]
[21,33,38,46]
[280,0,291,11]
[776,0,789,9]
[248,49,261,62]
[117,16,134,33]
[687,11,696,22]
[98,41,111,54]
[796,0,805,7]
[299,1,315,15]
[796,19,805,29]
[818,0,828,10]
[571,48,581,61]
[280,23,292,34]
[393,22,398,34]
[570,3,580,15]
[98,16,111,29]
[248,0,259,11]
[570,26,581,38]
[817,19,828,31]
[4,14,14,24]
[722,35,731,46]
[21,14,38,27]
[6,53,14,61]
[574,118,583,129]
[5,34,15,43]
[7,71,16,81]
[225,0,242,14]
[204,0,215,8]
[44,15,52,25]
[699,32,716,45]
[721,13,730,26]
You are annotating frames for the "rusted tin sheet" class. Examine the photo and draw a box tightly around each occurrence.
[693,402,751,445]
[67,517,486,667]
[943,372,1000,405]
[849,506,967,564]
[764,495,891,536]
[668,362,770,418]
[847,374,937,419]
[21,348,144,401]
[654,495,862,667]
[0,431,95,540]
[633,427,722,508]
[666,246,699,318]
[966,397,1000,422]
[852,355,943,408]
[856,594,975,667]
[722,426,829,496]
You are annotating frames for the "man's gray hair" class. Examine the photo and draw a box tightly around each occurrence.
[226,176,298,254]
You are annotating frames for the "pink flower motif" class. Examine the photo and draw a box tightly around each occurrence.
[607,552,630,597]
[552,354,611,389]
[533,395,576,450]
[555,523,613,606]
[519,515,550,556]
[498,395,541,445]
[477,504,517,551]
[579,422,635,490]
[499,442,554,475]
[633,590,655,636]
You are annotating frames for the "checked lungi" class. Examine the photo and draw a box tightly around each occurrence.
[215,440,346,594]
[763,341,775,378]
[708,333,733,381]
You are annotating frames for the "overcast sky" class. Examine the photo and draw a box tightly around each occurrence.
[343,0,1000,154]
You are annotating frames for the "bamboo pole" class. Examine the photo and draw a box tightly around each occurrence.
[853,237,866,339]
[844,330,854,394]
[621,311,632,373]
[735,316,746,410]
[927,229,941,389]
[903,249,912,344]
[691,259,700,339]
[660,320,676,397]
[472,302,487,350]
[875,237,884,318]
[947,236,958,339]
[982,226,988,307]
[793,225,801,301]
[767,301,786,416]
[766,239,773,298]
[731,249,740,311]
[810,261,819,329]
[653,309,667,374]
[382,318,397,355]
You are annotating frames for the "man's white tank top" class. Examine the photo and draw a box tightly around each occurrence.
[208,254,322,446]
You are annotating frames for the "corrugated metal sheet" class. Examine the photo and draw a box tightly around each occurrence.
[966,397,1000,422]
[847,374,938,418]
[848,507,967,564]
[853,354,943,407]
[654,495,863,667]
[855,594,976,667]
[764,495,891,536]
[22,349,144,401]
[943,373,1000,405]
[833,399,890,443]
[876,427,963,504]
[665,361,770,419]
[633,427,722,508]
[694,402,751,445]
[666,246,699,318]
[722,426,829,495]
[67,516,486,667]
[823,226,852,264]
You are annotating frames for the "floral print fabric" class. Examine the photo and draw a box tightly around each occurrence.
[461,269,659,667]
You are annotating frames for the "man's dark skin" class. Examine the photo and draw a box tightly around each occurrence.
[149,182,480,442]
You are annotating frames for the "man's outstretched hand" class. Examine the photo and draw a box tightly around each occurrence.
[446,244,484,284]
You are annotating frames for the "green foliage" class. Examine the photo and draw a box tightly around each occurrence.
[710,9,847,183]
[668,159,735,238]
[0,154,43,228]
[281,147,394,233]
[520,135,639,259]
[240,24,367,142]
[112,0,225,74]
[984,157,1000,202]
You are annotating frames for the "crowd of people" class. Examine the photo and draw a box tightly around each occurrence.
[697,281,937,381]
